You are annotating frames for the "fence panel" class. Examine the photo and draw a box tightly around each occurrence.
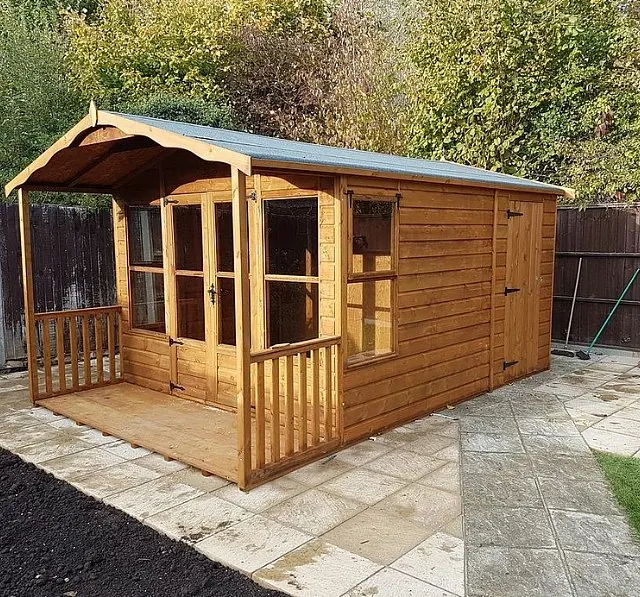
[553,205,640,350]
[0,203,116,368]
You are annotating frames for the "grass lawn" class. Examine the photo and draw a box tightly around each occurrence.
[594,450,640,537]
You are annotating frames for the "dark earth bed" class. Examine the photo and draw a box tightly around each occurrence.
[0,449,283,597]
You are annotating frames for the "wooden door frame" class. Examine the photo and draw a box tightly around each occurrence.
[162,192,212,397]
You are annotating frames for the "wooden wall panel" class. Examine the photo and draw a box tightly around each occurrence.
[342,175,558,444]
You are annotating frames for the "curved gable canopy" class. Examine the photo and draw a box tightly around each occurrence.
[4,107,253,197]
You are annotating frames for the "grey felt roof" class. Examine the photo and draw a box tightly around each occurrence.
[113,112,566,195]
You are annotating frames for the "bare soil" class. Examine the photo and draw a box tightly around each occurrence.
[0,449,283,597]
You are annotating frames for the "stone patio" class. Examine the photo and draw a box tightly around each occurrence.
[0,350,639,596]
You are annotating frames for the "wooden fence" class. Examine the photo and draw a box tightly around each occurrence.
[0,203,115,369]
[553,205,640,350]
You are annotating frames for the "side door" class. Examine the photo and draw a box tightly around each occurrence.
[164,193,213,402]
[503,199,544,382]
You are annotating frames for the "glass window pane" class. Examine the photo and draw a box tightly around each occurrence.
[265,198,318,276]
[174,205,203,271]
[268,281,318,345]
[347,279,393,362]
[131,271,166,333]
[176,276,205,340]
[215,203,234,273]
[352,200,393,274]
[218,277,236,345]
[128,207,163,267]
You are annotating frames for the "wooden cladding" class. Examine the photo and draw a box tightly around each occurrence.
[33,306,123,399]
[245,336,341,487]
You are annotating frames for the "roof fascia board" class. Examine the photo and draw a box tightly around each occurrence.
[97,111,252,177]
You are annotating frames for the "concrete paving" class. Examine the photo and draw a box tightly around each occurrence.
[0,351,639,596]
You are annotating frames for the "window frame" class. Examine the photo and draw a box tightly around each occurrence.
[126,204,167,336]
[262,195,320,347]
[346,191,400,367]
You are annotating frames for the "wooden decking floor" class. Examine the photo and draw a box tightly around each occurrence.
[37,383,238,482]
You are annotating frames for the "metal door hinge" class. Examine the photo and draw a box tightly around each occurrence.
[396,192,402,207]
[506,209,523,218]
[503,360,519,370]
[162,197,179,207]
[248,190,257,202]
[504,286,521,295]
[168,337,184,347]
[208,283,216,305]
[169,381,185,391]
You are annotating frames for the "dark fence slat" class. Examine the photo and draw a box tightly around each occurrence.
[0,203,115,368]
[553,206,640,350]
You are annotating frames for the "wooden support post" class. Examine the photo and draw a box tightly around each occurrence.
[18,188,38,403]
[232,167,252,489]
[489,190,499,390]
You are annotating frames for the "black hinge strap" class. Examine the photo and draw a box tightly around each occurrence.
[162,197,179,207]
[396,192,402,207]
[168,337,184,347]
[503,360,519,370]
[169,381,185,391]
[504,287,521,295]
[506,209,523,218]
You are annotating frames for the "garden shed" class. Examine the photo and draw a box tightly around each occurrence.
[6,105,570,489]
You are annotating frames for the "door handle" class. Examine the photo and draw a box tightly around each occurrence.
[504,287,521,295]
[208,284,216,305]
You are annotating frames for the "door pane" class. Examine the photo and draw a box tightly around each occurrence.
[218,277,236,345]
[176,275,205,340]
[352,200,393,274]
[174,205,203,271]
[130,271,166,333]
[215,203,234,273]
[265,198,318,276]
[347,279,392,362]
[268,281,318,345]
[129,207,163,267]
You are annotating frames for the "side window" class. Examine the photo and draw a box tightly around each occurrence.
[347,196,397,364]
[128,206,166,333]
[264,197,319,345]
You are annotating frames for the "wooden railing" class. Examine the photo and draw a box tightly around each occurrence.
[33,306,123,400]
[247,336,342,484]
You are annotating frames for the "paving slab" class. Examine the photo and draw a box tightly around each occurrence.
[345,567,457,597]
[464,506,556,549]
[265,488,366,536]
[466,546,573,597]
[39,446,127,480]
[363,448,448,481]
[564,551,640,597]
[214,476,307,513]
[550,510,640,557]
[319,468,407,506]
[196,515,313,574]
[391,532,464,596]
[71,460,162,499]
[254,540,381,597]
[322,508,431,566]
[145,493,253,543]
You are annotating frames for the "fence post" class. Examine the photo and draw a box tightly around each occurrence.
[18,189,38,402]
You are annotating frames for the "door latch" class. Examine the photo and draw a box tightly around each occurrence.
[169,381,185,391]
[504,286,521,295]
[506,209,523,218]
[208,284,217,305]
[503,360,519,370]
[168,337,184,347]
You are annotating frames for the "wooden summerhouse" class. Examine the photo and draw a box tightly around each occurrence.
[6,105,571,489]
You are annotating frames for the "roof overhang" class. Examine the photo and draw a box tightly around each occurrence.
[4,106,252,197]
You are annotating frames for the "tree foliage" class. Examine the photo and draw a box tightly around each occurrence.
[0,0,84,193]
[406,0,640,202]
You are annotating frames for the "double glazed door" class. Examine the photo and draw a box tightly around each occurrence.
[164,193,235,403]
[503,200,544,382]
